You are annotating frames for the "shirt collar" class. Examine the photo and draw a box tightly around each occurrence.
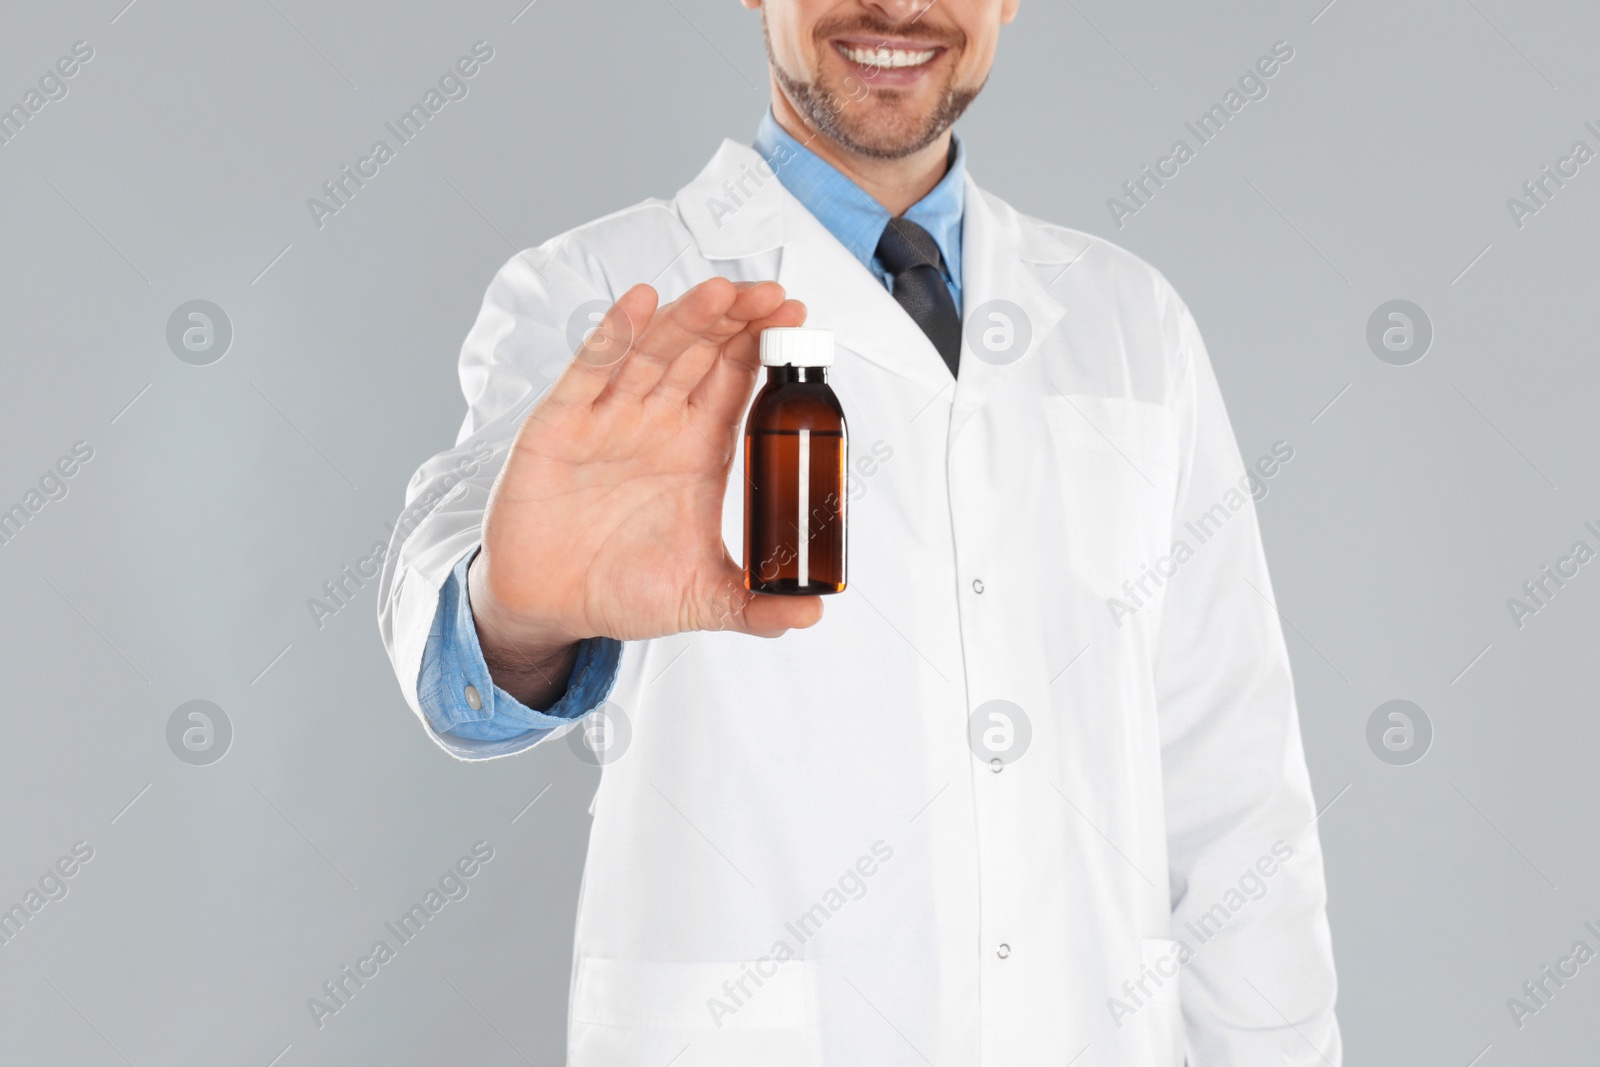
[752,108,965,285]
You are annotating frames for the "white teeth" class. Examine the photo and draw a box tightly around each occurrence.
[838,43,938,69]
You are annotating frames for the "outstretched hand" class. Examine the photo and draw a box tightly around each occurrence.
[467,278,824,704]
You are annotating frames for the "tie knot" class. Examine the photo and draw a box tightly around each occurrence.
[875,216,945,275]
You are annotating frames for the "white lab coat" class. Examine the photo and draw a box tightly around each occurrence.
[378,138,1340,1066]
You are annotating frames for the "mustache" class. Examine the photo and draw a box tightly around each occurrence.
[813,12,965,51]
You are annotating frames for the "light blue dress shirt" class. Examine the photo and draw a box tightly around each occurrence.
[418,109,968,741]
[416,549,623,742]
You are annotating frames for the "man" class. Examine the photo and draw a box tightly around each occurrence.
[377,0,1340,1063]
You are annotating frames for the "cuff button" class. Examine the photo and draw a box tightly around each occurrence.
[464,684,483,711]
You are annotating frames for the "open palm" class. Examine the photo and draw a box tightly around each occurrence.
[468,277,822,693]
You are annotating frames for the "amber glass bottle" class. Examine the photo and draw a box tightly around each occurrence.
[744,328,848,595]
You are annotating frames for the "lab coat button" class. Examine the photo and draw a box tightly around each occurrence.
[989,757,1004,773]
[464,684,483,711]
[997,943,1011,959]
[972,578,985,594]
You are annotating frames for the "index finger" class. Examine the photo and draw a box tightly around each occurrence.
[599,277,745,403]
[546,283,657,410]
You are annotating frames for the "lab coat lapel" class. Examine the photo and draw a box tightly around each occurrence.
[948,175,1078,441]
[675,139,957,396]
[775,207,955,395]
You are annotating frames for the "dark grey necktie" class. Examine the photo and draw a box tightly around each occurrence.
[875,216,962,379]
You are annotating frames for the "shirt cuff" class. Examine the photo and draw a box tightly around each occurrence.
[416,548,621,743]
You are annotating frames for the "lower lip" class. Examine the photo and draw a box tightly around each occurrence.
[833,43,945,88]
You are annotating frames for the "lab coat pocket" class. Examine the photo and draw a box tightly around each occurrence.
[569,956,824,1067]
[1042,395,1180,604]
[1138,938,1187,1067]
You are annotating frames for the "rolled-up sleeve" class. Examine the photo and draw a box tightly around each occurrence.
[417,547,622,758]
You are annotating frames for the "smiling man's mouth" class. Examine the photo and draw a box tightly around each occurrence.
[833,39,946,73]
[771,13,980,159]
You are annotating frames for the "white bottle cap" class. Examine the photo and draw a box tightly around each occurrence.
[760,327,834,368]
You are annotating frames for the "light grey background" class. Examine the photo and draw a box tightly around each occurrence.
[1,0,1596,1063]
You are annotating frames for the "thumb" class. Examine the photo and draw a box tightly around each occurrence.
[738,591,824,638]
[698,569,824,637]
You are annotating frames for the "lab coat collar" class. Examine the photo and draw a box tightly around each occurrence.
[675,138,1079,428]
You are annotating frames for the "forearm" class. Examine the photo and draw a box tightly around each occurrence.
[476,630,580,709]
[467,551,582,709]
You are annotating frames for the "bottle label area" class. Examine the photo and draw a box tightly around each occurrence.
[745,428,847,594]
